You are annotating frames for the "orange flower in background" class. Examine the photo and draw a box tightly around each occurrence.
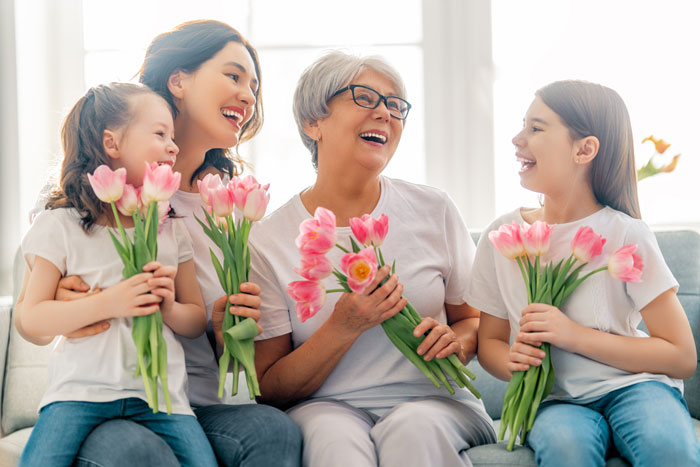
[637,135,681,181]
[642,135,671,154]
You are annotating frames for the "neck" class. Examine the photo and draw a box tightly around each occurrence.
[525,187,602,225]
[173,118,214,192]
[301,169,382,227]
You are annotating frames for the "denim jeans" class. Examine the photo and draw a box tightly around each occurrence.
[68,402,302,467]
[526,381,700,467]
[18,398,217,467]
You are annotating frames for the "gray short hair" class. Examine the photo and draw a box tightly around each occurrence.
[292,50,408,169]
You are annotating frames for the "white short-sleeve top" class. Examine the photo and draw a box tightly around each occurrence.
[466,206,682,403]
[22,208,195,415]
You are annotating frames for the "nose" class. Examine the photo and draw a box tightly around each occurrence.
[239,86,256,108]
[372,99,391,121]
[512,129,525,148]
[168,138,179,156]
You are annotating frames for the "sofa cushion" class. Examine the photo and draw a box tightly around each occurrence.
[1,250,50,436]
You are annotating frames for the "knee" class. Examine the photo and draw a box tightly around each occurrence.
[626,429,700,466]
[372,403,442,444]
[257,406,303,448]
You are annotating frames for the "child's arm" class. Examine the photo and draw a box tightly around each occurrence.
[20,256,161,337]
[518,288,696,379]
[477,311,547,381]
[144,260,206,338]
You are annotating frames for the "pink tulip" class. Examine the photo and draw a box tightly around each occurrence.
[608,244,643,283]
[88,165,126,203]
[340,248,378,293]
[349,214,389,247]
[241,187,270,222]
[488,222,526,259]
[294,254,333,281]
[210,184,235,218]
[287,280,326,322]
[230,175,270,211]
[141,162,181,204]
[295,207,337,255]
[521,221,554,256]
[571,226,606,263]
[197,173,223,206]
[116,184,140,216]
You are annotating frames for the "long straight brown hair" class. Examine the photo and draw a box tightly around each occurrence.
[138,20,263,185]
[537,80,641,219]
[47,83,160,231]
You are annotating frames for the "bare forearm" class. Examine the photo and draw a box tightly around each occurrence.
[258,322,357,407]
[13,301,54,345]
[451,317,479,363]
[477,337,513,381]
[21,294,108,337]
[572,326,696,379]
[162,302,206,338]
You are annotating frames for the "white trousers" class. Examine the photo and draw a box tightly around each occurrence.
[287,396,496,467]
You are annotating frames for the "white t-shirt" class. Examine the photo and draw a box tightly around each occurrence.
[466,206,682,403]
[169,190,228,407]
[249,176,489,419]
[22,208,195,415]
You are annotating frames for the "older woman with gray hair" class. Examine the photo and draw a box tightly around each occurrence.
[250,50,496,466]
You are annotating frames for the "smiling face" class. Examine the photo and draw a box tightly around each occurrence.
[511,96,583,197]
[106,93,178,186]
[312,69,404,174]
[175,41,258,150]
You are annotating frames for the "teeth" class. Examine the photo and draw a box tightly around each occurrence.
[222,109,242,121]
[359,132,387,143]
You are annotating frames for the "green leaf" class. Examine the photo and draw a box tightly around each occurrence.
[349,236,361,253]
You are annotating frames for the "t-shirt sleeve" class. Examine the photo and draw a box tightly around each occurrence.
[21,209,67,274]
[623,220,678,312]
[441,193,476,305]
[465,227,509,319]
[171,218,194,264]
[249,240,293,341]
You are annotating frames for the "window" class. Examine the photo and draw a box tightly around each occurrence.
[492,0,700,227]
[81,0,425,213]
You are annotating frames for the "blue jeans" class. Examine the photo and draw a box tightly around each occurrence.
[19,398,217,467]
[70,403,302,467]
[527,381,700,467]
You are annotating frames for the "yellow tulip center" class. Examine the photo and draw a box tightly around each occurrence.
[350,261,371,281]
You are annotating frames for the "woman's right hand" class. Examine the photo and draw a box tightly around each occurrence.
[328,265,407,336]
[507,331,546,373]
[100,273,162,320]
[56,275,111,338]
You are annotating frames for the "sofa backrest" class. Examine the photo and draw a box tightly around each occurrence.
[470,229,700,421]
[1,248,51,436]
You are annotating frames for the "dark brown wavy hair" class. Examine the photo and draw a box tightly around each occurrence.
[46,83,162,231]
[537,80,641,219]
[138,19,263,185]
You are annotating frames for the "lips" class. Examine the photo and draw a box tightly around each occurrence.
[359,130,388,145]
[221,106,244,130]
[516,154,536,172]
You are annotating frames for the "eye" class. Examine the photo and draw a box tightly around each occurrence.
[532,126,543,133]
[156,131,165,137]
[227,73,239,82]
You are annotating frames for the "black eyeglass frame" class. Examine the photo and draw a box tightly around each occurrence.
[331,84,412,120]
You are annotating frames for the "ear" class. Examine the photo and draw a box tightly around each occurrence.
[103,129,121,159]
[303,120,321,143]
[167,70,187,100]
[575,136,599,164]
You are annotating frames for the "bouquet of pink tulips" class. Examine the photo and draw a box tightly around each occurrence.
[489,221,644,450]
[88,162,181,414]
[288,208,480,398]
[195,174,270,399]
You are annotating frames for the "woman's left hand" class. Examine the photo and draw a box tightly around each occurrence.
[518,303,582,352]
[413,317,461,361]
[212,282,263,347]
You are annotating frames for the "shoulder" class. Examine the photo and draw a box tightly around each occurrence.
[250,195,304,250]
[598,207,654,240]
[384,176,449,205]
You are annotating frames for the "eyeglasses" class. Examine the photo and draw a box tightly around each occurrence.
[331,84,411,120]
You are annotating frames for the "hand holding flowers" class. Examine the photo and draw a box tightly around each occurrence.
[195,173,270,399]
[288,209,480,398]
[88,162,180,414]
[489,221,644,450]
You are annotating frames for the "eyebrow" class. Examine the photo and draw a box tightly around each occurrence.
[523,117,549,125]
[224,61,259,87]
